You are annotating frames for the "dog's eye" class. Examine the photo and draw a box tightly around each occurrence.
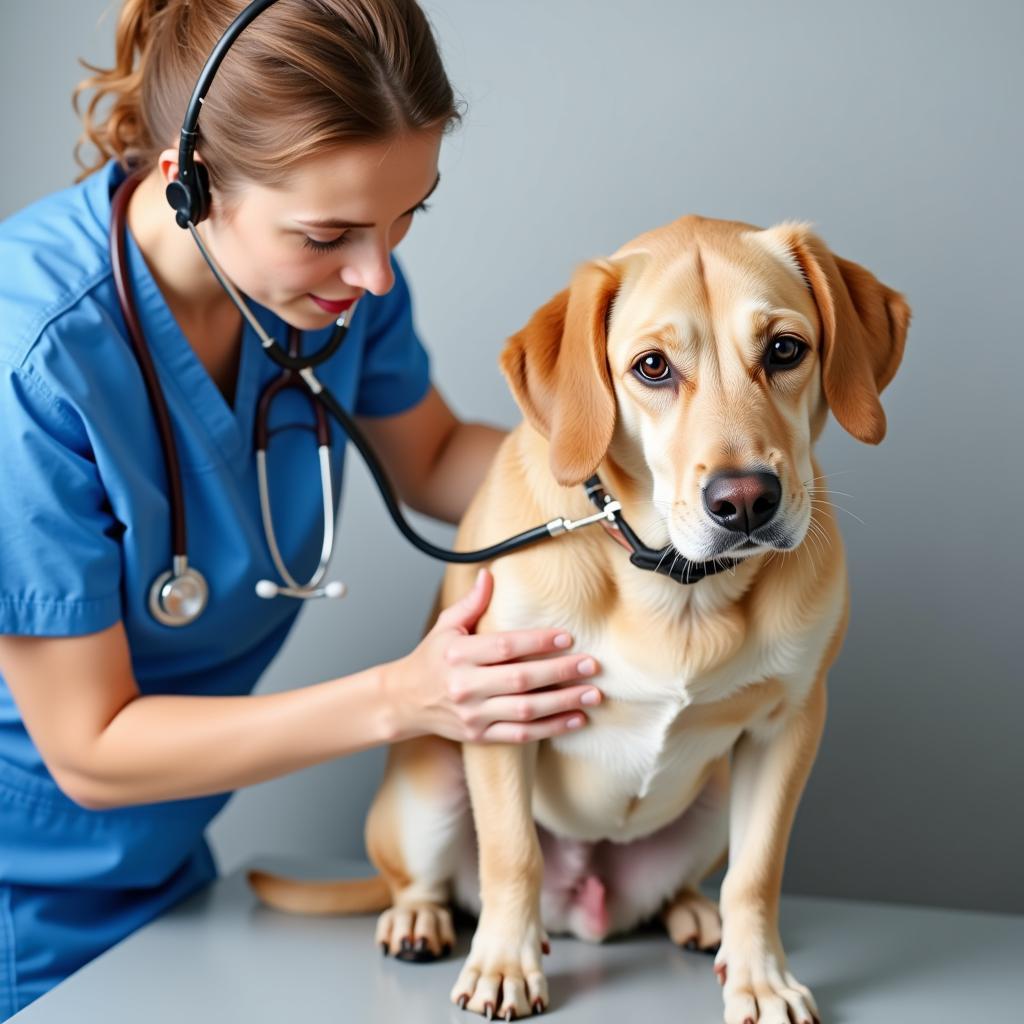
[633,352,671,383]
[765,335,808,372]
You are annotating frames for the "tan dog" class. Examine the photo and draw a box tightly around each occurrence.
[250,215,910,1023]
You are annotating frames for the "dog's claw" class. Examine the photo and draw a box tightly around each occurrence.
[457,994,469,1010]
[394,936,440,963]
[380,942,388,956]
[504,1010,517,1022]
[484,1002,495,1020]
[532,998,545,1015]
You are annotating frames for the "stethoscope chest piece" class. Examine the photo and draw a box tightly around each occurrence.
[149,558,210,627]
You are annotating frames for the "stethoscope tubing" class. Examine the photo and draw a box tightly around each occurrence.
[256,445,335,591]
[185,205,586,565]
[110,176,190,562]
[304,372,559,564]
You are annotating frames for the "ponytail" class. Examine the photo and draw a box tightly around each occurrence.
[71,0,461,191]
[72,0,172,181]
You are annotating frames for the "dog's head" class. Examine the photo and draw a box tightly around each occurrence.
[499,215,911,563]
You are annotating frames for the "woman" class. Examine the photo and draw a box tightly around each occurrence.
[0,0,603,1015]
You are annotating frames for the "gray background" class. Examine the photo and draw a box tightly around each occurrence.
[1,1,1020,916]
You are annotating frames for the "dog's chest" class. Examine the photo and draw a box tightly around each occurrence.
[490,571,841,843]
[541,611,831,843]
[530,634,753,840]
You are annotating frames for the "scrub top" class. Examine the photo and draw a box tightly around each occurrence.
[0,160,431,1017]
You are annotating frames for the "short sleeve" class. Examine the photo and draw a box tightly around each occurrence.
[0,363,122,636]
[353,257,432,417]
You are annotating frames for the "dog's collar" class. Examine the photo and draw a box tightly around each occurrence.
[581,474,738,585]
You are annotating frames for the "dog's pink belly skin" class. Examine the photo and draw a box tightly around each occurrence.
[531,761,730,941]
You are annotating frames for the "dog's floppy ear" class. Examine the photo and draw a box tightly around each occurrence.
[499,259,620,485]
[766,223,911,444]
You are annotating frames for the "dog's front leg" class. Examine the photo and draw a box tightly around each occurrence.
[450,741,547,1019]
[715,676,826,1024]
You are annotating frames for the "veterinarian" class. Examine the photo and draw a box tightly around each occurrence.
[0,0,605,1015]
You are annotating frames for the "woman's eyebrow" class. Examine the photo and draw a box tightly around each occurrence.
[295,173,441,230]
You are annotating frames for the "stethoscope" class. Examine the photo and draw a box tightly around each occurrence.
[109,0,735,628]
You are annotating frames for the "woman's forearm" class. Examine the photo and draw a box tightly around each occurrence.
[418,421,508,524]
[70,663,397,810]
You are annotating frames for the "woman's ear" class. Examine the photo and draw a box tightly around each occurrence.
[157,148,180,187]
[499,260,622,486]
[763,223,912,444]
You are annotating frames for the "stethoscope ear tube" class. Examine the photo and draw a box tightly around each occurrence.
[111,177,189,564]
[255,445,337,596]
[112,176,213,627]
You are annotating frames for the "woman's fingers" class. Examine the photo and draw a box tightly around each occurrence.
[480,711,591,745]
[444,628,575,669]
[483,682,602,728]
[472,652,599,702]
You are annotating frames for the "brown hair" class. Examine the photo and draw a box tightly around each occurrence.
[73,0,461,198]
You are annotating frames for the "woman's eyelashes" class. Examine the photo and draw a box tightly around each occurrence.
[301,201,432,254]
[302,233,350,253]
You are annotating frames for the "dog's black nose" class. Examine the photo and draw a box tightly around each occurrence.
[703,471,782,534]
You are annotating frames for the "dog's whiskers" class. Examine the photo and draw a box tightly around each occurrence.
[805,518,833,566]
[807,487,856,499]
[806,527,826,567]
[808,496,866,527]
[802,469,855,487]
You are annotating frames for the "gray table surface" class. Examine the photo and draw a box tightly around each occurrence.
[10,858,1024,1022]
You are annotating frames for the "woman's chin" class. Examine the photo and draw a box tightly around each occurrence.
[263,297,340,332]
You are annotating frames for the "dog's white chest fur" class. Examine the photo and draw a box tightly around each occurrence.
[532,635,746,842]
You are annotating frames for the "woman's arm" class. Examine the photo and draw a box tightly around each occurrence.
[0,622,395,810]
[0,581,602,811]
[355,385,507,524]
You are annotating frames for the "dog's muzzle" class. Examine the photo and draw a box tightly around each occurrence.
[580,476,738,585]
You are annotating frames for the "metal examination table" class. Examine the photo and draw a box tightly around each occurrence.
[10,859,1024,1022]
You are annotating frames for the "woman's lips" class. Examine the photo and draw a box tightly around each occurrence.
[309,294,357,314]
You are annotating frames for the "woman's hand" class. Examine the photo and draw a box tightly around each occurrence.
[382,568,603,744]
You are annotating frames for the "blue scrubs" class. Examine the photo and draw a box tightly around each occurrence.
[0,161,431,1017]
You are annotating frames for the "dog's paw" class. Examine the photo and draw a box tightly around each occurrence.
[662,886,722,953]
[375,902,455,961]
[450,915,548,1018]
[713,922,820,1024]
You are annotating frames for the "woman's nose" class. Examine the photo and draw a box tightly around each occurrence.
[339,238,394,296]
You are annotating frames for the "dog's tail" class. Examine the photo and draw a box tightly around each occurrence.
[247,869,391,915]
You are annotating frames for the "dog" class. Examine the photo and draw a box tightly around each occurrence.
[249,214,910,1023]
